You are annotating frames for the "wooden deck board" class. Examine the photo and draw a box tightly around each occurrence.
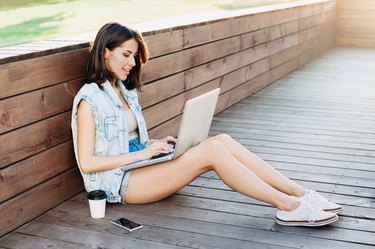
[1,47,375,248]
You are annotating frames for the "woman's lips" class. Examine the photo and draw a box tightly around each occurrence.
[123,68,130,75]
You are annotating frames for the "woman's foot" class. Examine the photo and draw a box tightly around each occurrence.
[296,190,343,214]
[275,200,338,227]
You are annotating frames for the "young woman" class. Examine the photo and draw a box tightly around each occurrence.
[71,22,342,227]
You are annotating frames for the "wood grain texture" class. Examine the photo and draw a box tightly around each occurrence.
[0,49,87,99]
[0,79,82,134]
[0,112,71,168]
[337,0,375,47]
[0,168,83,237]
[0,141,76,203]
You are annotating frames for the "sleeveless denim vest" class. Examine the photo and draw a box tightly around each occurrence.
[71,80,149,203]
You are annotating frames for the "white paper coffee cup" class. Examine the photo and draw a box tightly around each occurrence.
[87,190,107,218]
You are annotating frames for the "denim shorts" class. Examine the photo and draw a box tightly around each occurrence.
[119,138,146,204]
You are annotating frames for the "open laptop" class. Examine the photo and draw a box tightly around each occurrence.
[122,88,220,171]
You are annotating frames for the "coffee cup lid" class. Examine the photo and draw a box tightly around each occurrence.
[87,190,107,200]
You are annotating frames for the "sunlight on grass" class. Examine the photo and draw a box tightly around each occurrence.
[0,0,77,11]
[0,13,65,47]
[0,0,297,48]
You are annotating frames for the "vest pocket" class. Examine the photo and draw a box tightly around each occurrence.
[104,116,119,141]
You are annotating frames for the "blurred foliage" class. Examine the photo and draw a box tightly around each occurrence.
[0,0,297,47]
[0,0,77,11]
[0,13,65,47]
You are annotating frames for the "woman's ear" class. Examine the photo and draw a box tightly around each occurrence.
[104,48,110,59]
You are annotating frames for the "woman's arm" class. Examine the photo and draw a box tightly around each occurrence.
[76,100,173,174]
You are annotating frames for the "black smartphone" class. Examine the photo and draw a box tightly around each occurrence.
[111,218,143,232]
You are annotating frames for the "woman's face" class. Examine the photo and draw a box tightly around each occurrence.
[104,38,139,82]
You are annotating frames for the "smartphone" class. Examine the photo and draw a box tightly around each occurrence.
[111,218,143,232]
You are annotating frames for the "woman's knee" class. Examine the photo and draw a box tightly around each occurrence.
[199,139,228,161]
[211,133,233,144]
[181,139,229,171]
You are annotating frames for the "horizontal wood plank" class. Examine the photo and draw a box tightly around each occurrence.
[0,49,87,99]
[144,29,184,58]
[0,79,82,134]
[338,0,375,10]
[0,141,76,203]
[337,0,375,47]
[0,168,83,237]
[0,233,92,249]
[0,112,71,168]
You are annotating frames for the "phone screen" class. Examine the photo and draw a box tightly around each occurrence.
[111,218,143,232]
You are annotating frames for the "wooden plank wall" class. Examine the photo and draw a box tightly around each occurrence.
[0,0,336,237]
[337,0,375,47]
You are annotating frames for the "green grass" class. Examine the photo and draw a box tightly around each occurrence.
[0,0,297,48]
[0,0,76,11]
[0,14,65,47]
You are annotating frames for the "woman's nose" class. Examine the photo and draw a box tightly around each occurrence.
[129,56,136,67]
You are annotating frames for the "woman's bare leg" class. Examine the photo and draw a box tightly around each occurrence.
[126,140,300,211]
[206,134,306,197]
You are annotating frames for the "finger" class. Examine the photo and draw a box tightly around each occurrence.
[160,144,174,153]
[165,136,177,144]
[153,141,167,147]
[152,144,169,153]
[170,136,177,141]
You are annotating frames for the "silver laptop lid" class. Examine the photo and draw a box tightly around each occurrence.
[173,88,220,157]
[121,88,220,171]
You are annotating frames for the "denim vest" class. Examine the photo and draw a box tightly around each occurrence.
[71,80,149,203]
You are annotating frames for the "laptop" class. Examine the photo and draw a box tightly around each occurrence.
[122,88,220,171]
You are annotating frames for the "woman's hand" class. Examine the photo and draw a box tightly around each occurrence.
[148,136,177,147]
[160,136,177,145]
[140,140,175,160]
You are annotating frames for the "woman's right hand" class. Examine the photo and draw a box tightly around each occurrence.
[139,141,174,160]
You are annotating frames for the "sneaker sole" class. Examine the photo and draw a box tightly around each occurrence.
[275,215,339,227]
[324,207,343,214]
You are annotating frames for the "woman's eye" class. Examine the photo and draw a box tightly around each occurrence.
[123,54,130,57]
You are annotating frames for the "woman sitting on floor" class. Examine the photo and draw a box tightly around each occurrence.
[71,22,342,227]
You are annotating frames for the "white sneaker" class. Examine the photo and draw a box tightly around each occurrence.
[275,200,338,227]
[297,190,343,214]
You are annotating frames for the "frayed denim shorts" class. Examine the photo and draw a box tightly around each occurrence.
[119,138,146,204]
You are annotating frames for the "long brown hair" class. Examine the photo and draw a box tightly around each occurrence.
[85,22,149,91]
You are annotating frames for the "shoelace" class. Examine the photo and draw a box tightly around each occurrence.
[299,202,324,223]
[308,190,329,203]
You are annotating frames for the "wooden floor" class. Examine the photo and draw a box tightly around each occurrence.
[1,47,375,248]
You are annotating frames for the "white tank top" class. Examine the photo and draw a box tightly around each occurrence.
[124,109,138,140]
